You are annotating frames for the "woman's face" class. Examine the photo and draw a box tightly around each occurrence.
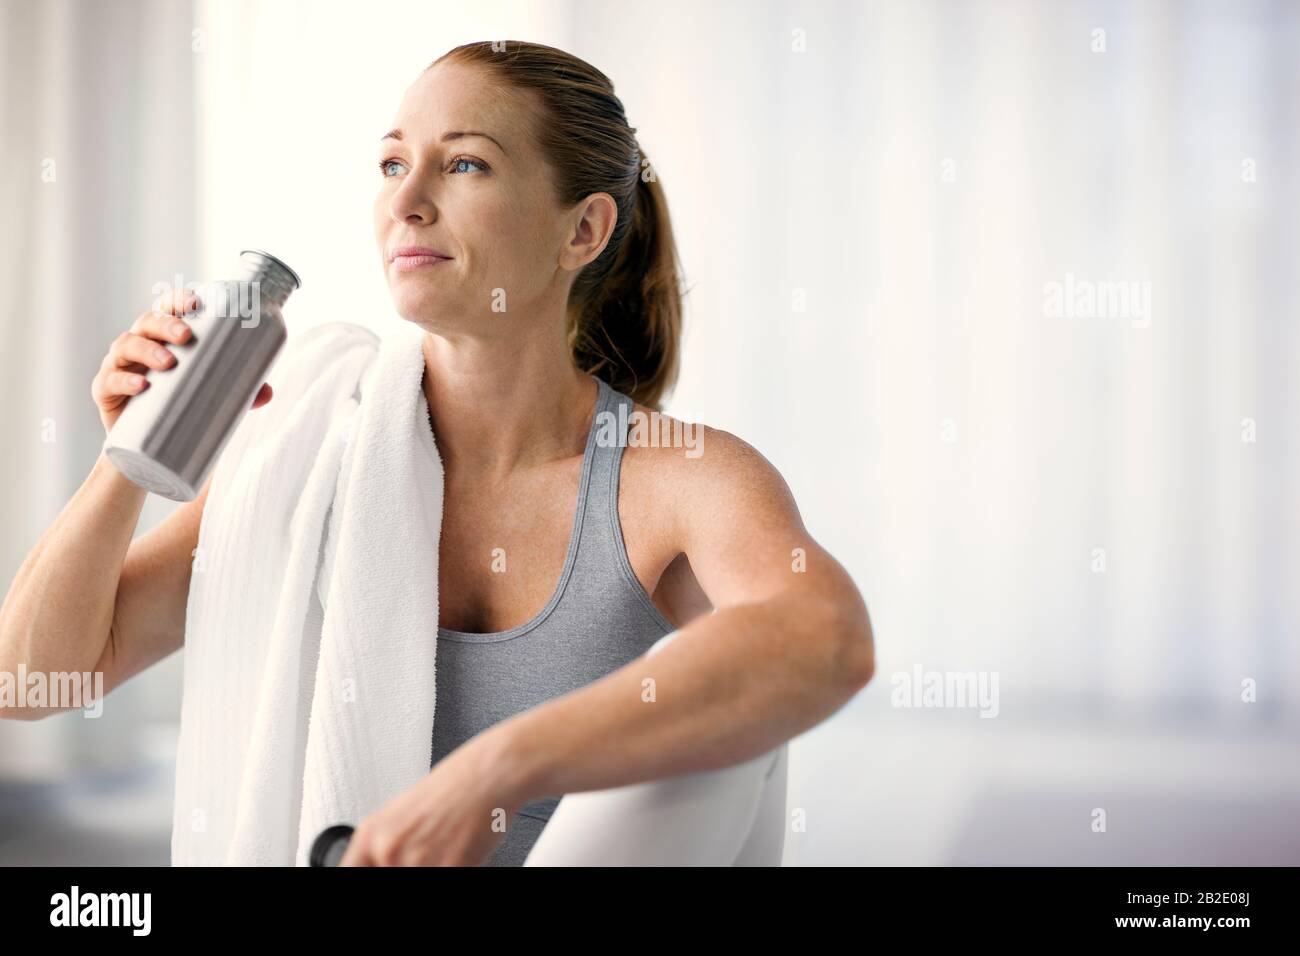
[373,63,569,332]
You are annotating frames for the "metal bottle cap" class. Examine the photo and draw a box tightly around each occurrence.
[237,249,302,306]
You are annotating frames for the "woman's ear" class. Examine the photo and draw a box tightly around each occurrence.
[560,192,618,271]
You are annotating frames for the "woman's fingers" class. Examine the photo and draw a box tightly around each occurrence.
[96,286,273,431]
[337,829,373,866]
[106,328,179,373]
[93,291,198,433]
[129,308,193,346]
[107,369,149,395]
[151,286,201,317]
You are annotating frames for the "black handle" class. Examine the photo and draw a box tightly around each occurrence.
[310,825,355,867]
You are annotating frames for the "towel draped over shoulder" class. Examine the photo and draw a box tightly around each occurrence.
[172,319,444,866]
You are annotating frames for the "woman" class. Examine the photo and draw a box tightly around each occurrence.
[0,41,874,866]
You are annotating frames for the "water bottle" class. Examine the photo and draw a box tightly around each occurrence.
[102,250,300,501]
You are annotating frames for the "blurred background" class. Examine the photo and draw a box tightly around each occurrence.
[1,0,1297,865]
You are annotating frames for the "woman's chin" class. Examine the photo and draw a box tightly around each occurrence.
[391,286,453,322]
[392,300,472,336]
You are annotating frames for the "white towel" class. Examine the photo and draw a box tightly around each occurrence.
[171,319,444,866]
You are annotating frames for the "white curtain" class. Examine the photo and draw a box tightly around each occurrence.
[603,2,1298,861]
[0,0,200,775]
[558,0,1300,722]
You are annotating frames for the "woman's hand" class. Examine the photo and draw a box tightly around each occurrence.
[338,729,528,866]
[92,286,273,435]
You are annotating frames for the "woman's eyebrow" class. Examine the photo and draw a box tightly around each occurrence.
[379,128,507,156]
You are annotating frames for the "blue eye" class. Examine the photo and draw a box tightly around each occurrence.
[449,156,488,174]
[378,156,488,177]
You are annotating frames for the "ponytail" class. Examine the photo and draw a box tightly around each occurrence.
[569,149,682,410]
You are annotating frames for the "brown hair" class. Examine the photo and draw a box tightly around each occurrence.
[429,41,684,409]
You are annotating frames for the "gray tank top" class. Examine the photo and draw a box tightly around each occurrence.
[429,375,675,865]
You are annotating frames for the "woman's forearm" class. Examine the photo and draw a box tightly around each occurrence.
[0,452,147,710]
[485,588,873,807]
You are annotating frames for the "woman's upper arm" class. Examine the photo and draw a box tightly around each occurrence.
[93,473,214,695]
[668,425,874,674]
[669,426,818,605]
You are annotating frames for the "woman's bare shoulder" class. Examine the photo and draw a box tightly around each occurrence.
[618,401,804,539]
[616,400,826,616]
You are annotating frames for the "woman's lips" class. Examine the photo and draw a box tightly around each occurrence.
[391,254,451,271]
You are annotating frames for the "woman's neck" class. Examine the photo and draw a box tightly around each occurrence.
[419,322,597,476]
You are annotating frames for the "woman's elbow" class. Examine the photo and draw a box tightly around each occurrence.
[846,609,875,689]
[824,586,874,690]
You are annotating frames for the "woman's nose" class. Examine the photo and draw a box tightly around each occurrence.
[391,181,436,224]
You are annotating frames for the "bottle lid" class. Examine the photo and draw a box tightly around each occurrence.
[239,249,302,291]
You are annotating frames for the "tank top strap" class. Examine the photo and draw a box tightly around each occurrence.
[572,376,632,562]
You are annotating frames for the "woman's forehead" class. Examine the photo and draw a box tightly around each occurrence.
[398,65,517,124]
[391,77,531,152]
